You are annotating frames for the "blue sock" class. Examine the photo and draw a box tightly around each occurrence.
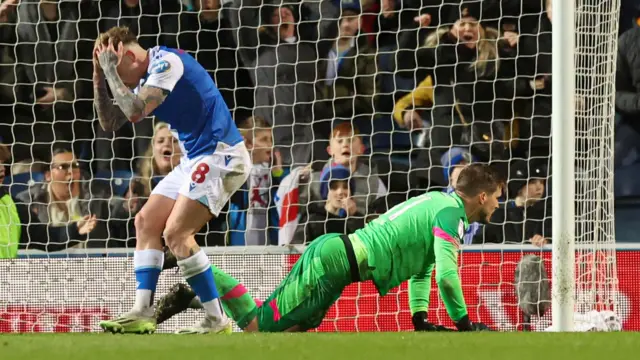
[133,249,164,311]
[186,266,219,303]
[178,250,225,319]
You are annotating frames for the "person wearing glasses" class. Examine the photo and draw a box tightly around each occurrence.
[14,146,124,250]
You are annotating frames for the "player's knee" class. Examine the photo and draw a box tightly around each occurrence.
[163,224,188,249]
[135,210,164,238]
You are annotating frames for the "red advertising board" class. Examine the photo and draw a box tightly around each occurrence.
[0,249,636,332]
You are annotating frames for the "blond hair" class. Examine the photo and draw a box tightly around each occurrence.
[95,26,138,48]
[425,26,500,77]
[138,122,172,197]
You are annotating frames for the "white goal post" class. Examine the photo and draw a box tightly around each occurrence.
[552,0,621,331]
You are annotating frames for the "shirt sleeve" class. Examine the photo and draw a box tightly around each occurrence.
[432,207,468,322]
[143,52,184,92]
[408,263,434,314]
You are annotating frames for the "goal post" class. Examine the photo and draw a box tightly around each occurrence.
[551,0,576,332]
[551,0,621,331]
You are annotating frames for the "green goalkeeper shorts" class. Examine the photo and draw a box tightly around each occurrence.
[256,233,358,332]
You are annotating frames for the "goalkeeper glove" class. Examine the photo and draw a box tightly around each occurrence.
[412,312,453,332]
[454,315,491,332]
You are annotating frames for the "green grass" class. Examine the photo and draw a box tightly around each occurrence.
[0,332,636,360]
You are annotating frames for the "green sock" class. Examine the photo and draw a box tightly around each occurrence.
[211,264,258,329]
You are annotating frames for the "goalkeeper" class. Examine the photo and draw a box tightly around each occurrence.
[157,163,501,332]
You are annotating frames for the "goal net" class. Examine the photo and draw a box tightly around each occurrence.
[0,0,625,332]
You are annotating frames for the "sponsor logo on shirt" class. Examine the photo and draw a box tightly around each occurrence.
[150,60,171,74]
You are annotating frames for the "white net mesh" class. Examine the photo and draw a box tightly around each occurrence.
[0,0,625,332]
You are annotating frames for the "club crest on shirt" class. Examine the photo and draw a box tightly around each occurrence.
[458,219,465,240]
[150,60,171,74]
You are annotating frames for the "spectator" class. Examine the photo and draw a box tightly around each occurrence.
[97,0,182,50]
[126,121,183,211]
[322,0,378,125]
[303,164,365,241]
[507,0,553,160]
[15,147,124,249]
[392,75,433,130]
[309,123,387,213]
[229,0,339,167]
[178,0,254,121]
[396,2,515,164]
[228,116,285,245]
[7,0,96,160]
[473,160,550,246]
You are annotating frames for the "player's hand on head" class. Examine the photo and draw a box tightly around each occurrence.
[77,214,97,235]
[96,38,124,71]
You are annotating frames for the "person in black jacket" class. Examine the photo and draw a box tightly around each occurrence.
[395,0,515,164]
[177,0,254,121]
[303,164,365,243]
[473,159,550,246]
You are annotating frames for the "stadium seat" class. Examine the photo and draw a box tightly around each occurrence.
[94,170,133,197]
[3,172,45,198]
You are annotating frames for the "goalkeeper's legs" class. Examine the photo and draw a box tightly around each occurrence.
[99,194,174,334]
[244,234,355,332]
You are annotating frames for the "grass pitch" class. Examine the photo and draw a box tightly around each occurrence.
[1,332,635,360]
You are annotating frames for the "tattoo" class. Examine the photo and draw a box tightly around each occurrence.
[100,64,169,125]
[93,76,129,132]
[102,64,147,123]
[175,245,201,261]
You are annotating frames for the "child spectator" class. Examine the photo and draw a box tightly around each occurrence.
[310,123,387,212]
[278,123,386,244]
[228,116,286,245]
[473,160,550,246]
[303,164,365,241]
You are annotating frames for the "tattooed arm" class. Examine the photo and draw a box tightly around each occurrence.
[94,40,169,130]
[93,71,129,132]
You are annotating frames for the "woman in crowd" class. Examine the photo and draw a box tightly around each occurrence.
[395,1,515,164]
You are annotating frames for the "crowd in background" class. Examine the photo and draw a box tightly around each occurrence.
[0,0,639,256]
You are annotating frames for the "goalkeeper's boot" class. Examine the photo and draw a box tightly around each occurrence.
[174,315,233,335]
[99,309,157,334]
[155,283,197,325]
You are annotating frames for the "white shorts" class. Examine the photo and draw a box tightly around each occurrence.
[151,142,251,216]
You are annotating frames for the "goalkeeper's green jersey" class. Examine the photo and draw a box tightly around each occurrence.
[353,191,469,322]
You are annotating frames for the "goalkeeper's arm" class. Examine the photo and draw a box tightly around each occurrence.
[434,236,472,330]
[409,264,434,331]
